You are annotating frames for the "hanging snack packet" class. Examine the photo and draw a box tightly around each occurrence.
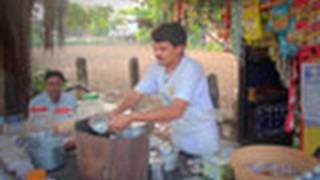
[241,0,265,44]
[268,0,291,33]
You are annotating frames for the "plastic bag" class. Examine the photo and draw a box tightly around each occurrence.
[241,0,265,44]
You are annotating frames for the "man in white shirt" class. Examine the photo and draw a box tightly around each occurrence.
[109,22,220,157]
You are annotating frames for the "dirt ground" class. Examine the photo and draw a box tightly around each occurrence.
[31,43,239,120]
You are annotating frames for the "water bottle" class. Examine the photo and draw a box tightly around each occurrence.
[150,151,164,180]
[161,145,177,172]
[313,165,320,179]
[0,168,11,180]
[302,171,313,180]
[0,116,4,125]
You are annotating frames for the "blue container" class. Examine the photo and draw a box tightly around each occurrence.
[5,114,24,124]
[0,116,4,125]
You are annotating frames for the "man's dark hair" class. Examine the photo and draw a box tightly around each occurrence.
[44,70,66,82]
[151,22,187,46]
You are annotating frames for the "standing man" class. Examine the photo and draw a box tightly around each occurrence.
[109,22,220,157]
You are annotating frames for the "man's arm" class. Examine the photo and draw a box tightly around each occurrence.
[108,98,188,132]
[112,63,158,115]
[131,99,188,123]
[111,90,143,115]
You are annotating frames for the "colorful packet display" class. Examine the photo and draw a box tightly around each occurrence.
[240,0,320,60]
[239,0,320,152]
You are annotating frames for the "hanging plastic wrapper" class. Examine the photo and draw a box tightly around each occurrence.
[241,0,265,44]
[275,55,292,87]
[0,136,34,180]
[266,0,298,59]
[267,0,291,33]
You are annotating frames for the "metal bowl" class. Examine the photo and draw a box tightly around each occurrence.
[88,114,148,138]
[121,122,148,139]
[88,115,109,134]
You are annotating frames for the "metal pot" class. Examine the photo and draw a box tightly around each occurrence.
[88,114,148,139]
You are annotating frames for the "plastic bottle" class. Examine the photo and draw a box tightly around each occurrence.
[150,151,164,180]
[26,169,47,180]
[160,144,177,172]
[312,165,320,179]
[293,176,302,180]
[78,92,106,119]
[302,171,313,180]
[0,168,11,180]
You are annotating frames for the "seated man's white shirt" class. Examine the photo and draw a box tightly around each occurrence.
[29,92,77,121]
[135,55,220,157]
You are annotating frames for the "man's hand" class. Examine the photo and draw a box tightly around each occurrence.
[64,135,76,151]
[54,120,74,135]
[108,115,132,132]
[108,110,119,119]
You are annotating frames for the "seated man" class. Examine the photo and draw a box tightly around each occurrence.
[29,70,77,122]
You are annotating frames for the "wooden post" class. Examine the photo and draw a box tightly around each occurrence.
[129,57,140,88]
[238,43,248,144]
[207,73,220,108]
[76,57,88,87]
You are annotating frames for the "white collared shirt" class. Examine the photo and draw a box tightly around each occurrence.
[135,55,220,156]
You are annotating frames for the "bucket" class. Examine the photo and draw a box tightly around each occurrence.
[75,119,149,180]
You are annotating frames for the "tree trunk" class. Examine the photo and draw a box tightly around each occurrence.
[56,0,67,47]
[0,0,33,116]
[44,0,56,49]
